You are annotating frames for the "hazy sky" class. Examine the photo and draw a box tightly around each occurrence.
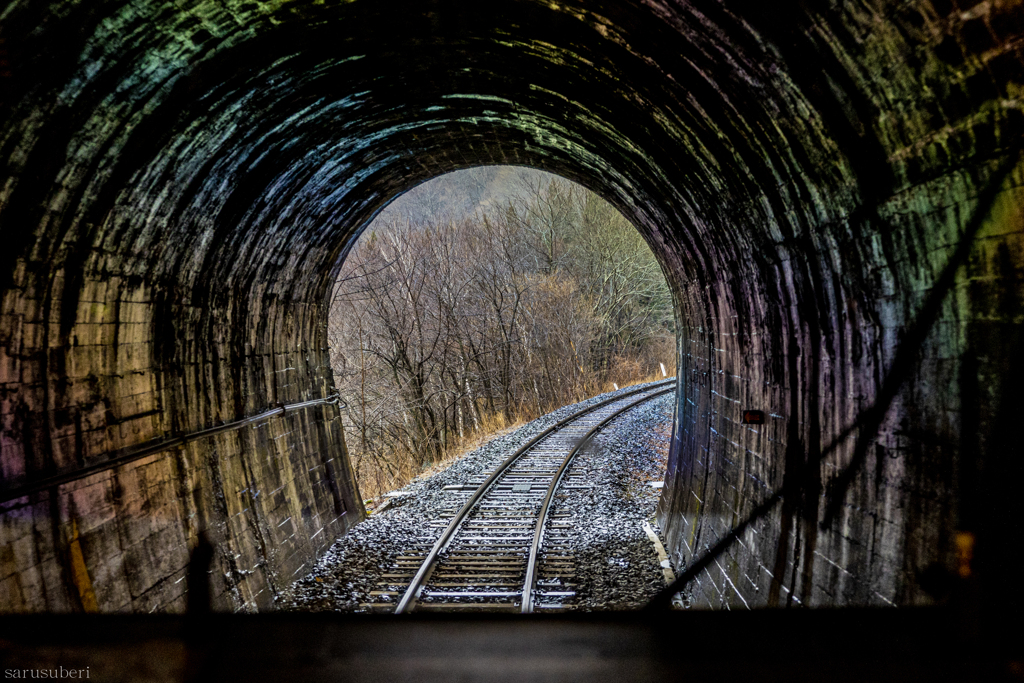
[371,165,563,227]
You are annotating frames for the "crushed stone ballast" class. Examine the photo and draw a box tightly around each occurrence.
[278,380,679,613]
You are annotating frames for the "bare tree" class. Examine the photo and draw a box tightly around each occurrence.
[328,173,675,499]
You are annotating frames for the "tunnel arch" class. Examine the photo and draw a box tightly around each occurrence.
[0,0,1021,613]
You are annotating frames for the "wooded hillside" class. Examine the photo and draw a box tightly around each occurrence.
[329,172,675,497]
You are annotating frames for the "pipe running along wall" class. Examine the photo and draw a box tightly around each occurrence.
[0,0,1021,612]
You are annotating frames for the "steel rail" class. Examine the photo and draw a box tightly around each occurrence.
[0,394,344,504]
[394,379,675,614]
[521,385,675,613]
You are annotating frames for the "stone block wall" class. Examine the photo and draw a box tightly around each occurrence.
[656,2,1024,611]
[0,274,362,612]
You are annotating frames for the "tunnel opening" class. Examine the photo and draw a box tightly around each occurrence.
[0,0,1019,635]
[289,164,682,613]
[328,165,677,506]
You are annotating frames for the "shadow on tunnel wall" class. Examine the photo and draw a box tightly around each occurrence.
[0,0,1022,634]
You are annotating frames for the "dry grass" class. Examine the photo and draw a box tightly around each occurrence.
[356,364,676,511]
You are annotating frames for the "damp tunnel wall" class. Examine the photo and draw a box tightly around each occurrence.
[0,0,1022,613]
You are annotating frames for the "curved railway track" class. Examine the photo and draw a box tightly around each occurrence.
[363,380,675,614]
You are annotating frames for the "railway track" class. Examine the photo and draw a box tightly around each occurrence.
[361,380,676,614]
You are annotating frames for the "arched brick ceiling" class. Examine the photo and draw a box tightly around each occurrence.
[0,0,1021,614]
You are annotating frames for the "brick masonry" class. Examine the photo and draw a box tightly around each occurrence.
[0,0,1021,613]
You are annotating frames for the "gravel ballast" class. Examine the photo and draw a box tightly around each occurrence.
[276,382,676,613]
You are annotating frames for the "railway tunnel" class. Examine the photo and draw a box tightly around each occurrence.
[0,0,1022,632]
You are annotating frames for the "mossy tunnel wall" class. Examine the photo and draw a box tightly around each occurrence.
[0,0,1022,613]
